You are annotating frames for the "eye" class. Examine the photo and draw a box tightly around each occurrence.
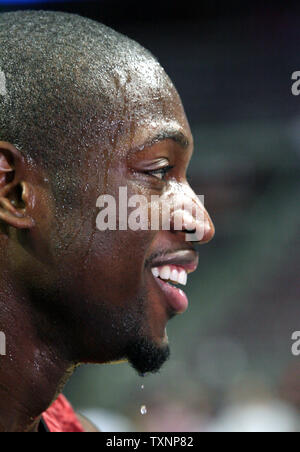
[147,165,174,181]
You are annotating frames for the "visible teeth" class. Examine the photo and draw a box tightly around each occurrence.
[152,265,188,286]
[178,271,187,286]
[170,269,179,283]
[151,267,159,278]
[160,266,171,281]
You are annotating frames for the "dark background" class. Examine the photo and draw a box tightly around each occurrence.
[1,0,300,431]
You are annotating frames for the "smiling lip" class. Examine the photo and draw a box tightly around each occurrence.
[149,250,199,314]
[149,249,199,273]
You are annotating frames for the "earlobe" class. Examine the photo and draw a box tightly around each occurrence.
[0,141,35,230]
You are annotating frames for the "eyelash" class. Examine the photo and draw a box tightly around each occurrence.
[146,165,174,181]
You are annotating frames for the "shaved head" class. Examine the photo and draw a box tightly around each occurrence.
[0,11,174,204]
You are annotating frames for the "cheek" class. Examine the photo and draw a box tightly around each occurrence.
[72,172,158,304]
[80,228,153,306]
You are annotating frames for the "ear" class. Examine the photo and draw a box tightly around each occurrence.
[0,141,35,229]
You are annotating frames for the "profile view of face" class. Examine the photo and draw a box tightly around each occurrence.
[0,12,215,382]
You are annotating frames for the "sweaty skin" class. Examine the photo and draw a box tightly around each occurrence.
[0,13,214,432]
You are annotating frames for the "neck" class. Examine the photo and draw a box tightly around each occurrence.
[0,276,75,432]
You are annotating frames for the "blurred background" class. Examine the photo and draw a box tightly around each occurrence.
[1,0,300,432]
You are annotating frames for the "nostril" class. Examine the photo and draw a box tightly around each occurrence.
[182,213,197,233]
[183,218,215,244]
[184,226,197,234]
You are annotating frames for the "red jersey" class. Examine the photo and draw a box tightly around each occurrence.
[41,394,85,433]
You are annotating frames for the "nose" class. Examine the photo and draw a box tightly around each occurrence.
[194,206,215,244]
[169,182,215,244]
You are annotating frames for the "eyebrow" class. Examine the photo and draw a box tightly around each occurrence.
[136,129,191,152]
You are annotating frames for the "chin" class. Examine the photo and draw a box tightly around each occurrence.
[125,335,171,376]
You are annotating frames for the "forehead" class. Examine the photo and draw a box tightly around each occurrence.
[124,58,187,121]
[106,59,192,155]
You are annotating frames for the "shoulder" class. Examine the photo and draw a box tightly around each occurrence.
[43,394,92,433]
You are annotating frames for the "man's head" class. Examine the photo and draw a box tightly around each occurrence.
[0,11,214,376]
